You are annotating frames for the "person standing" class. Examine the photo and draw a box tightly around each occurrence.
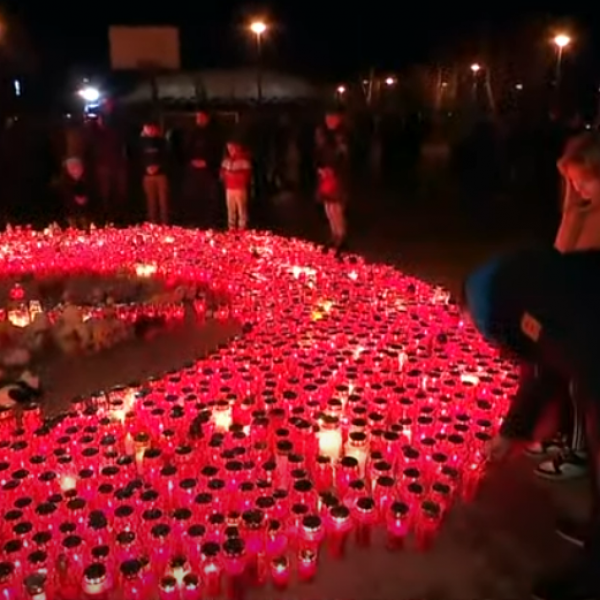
[220,138,252,230]
[88,115,128,224]
[181,111,220,226]
[57,157,97,229]
[140,122,169,224]
[315,122,348,252]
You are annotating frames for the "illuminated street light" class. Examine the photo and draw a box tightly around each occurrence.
[515,83,523,90]
[336,85,346,94]
[553,34,571,49]
[78,86,100,103]
[249,21,268,103]
[385,76,395,86]
[553,33,571,86]
[470,63,481,74]
[250,21,267,36]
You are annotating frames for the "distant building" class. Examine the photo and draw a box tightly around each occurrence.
[122,68,320,106]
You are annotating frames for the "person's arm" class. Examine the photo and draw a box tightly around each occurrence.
[499,363,564,440]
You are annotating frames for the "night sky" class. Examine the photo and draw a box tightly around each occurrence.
[2,1,598,81]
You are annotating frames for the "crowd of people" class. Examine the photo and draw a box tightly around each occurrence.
[0,103,586,247]
[11,108,351,251]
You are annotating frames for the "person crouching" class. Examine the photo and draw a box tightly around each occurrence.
[221,139,252,230]
[58,157,95,229]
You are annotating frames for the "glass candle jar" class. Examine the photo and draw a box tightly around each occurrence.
[200,541,222,598]
[269,555,290,590]
[353,496,376,547]
[81,562,112,598]
[119,559,145,600]
[326,504,351,558]
[181,573,201,600]
[223,537,246,600]
[296,548,317,582]
[385,500,410,550]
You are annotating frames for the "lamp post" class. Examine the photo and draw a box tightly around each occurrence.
[553,33,571,88]
[249,21,267,103]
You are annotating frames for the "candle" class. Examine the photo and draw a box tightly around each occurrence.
[60,474,77,493]
[82,563,112,597]
[158,576,178,600]
[317,416,342,461]
[297,548,317,582]
[269,555,289,589]
[345,432,368,477]
[385,501,409,550]
[213,401,232,433]
[326,504,351,558]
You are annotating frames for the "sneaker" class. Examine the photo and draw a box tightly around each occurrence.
[555,516,587,548]
[534,450,588,481]
[531,554,600,600]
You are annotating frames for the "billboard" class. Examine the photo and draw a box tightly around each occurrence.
[109,26,180,71]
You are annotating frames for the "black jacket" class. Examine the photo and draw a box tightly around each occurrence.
[464,247,600,436]
[140,135,168,174]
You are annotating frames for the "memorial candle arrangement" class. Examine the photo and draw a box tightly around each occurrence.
[0,224,517,598]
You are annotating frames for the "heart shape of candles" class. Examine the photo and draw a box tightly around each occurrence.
[0,225,516,598]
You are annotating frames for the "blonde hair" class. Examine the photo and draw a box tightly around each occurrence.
[558,131,600,178]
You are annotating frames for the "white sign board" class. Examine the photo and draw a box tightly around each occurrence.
[109,26,180,71]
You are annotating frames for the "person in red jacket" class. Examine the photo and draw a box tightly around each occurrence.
[220,139,252,230]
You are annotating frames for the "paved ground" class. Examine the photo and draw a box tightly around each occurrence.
[254,194,588,599]
[37,194,585,599]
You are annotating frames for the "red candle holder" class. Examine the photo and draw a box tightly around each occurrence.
[269,554,290,589]
[385,500,410,550]
[81,562,112,598]
[353,496,376,547]
[200,541,222,598]
[326,504,351,558]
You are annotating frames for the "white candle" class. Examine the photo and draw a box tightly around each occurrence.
[318,418,342,461]
[60,474,77,492]
[213,405,232,432]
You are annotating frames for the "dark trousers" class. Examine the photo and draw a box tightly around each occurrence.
[96,164,127,224]
[181,167,218,226]
[502,363,584,451]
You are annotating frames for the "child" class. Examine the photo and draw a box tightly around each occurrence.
[58,157,95,229]
[315,126,348,252]
[220,139,251,230]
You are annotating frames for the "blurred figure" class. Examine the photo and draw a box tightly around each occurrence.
[57,157,96,229]
[182,110,220,226]
[220,138,252,230]
[315,124,348,251]
[88,115,128,224]
[140,122,169,224]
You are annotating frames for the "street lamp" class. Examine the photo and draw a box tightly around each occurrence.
[336,85,346,95]
[470,63,481,74]
[78,86,100,103]
[385,76,395,86]
[553,33,571,86]
[249,20,267,103]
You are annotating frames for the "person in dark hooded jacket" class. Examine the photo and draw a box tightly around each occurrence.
[463,246,600,600]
